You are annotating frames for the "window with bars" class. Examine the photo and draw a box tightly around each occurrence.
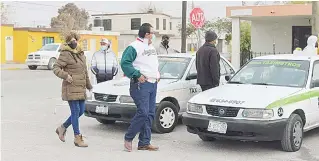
[163,19,166,30]
[156,18,159,30]
[131,18,141,30]
[102,19,112,31]
[42,37,54,46]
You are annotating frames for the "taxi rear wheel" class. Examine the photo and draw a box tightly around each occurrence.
[152,101,179,134]
[96,118,116,124]
[198,134,216,142]
[281,114,303,152]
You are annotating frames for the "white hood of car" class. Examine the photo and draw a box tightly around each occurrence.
[29,51,56,57]
[92,77,178,96]
[189,84,303,109]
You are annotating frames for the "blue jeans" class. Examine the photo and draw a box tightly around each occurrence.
[124,81,157,147]
[63,100,85,135]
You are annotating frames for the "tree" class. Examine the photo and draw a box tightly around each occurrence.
[177,17,232,43]
[50,3,89,40]
[139,2,162,13]
[1,2,9,24]
[240,21,251,53]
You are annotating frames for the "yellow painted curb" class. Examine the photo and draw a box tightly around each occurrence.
[1,68,22,70]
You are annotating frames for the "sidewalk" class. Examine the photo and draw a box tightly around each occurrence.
[1,63,27,70]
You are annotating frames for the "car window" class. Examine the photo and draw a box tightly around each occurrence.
[158,57,191,79]
[220,60,227,75]
[229,59,310,87]
[188,61,197,75]
[39,44,59,51]
[222,59,234,74]
[312,61,319,81]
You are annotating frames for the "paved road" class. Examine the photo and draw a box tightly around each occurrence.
[2,69,319,161]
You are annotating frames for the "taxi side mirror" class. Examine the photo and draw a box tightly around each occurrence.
[225,75,231,81]
[186,73,197,80]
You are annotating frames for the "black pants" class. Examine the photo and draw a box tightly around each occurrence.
[200,85,214,91]
[96,74,113,83]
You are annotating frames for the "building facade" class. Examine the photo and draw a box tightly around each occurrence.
[0,25,120,63]
[90,11,228,56]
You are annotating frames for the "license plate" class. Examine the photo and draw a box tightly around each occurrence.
[207,120,227,134]
[95,105,108,115]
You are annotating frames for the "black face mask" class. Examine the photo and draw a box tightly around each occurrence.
[162,40,169,46]
[68,41,77,49]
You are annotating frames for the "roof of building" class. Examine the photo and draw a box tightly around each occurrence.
[92,12,172,17]
[1,24,14,27]
[14,27,60,33]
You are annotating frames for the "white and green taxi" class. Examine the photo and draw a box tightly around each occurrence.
[84,54,235,134]
[183,54,319,152]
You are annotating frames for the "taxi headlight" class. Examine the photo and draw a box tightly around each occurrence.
[242,109,274,119]
[41,56,50,60]
[187,103,203,114]
[119,96,134,103]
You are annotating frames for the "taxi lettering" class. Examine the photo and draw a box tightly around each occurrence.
[210,98,245,105]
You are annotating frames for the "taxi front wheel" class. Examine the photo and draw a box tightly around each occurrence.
[152,101,179,134]
[281,114,303,152]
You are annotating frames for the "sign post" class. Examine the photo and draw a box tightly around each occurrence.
[190,7,205,50]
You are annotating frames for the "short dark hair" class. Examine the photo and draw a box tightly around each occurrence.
[162,35,169,40]
[138,23,153,38]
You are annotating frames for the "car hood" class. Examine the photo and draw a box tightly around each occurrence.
[189,84,303,109]
[92,77,179,96]
[29,51,56,56]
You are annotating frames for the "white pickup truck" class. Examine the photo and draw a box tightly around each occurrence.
[25,43,61,70]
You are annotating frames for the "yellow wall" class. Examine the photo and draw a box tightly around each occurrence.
[13,30,28,63]
[1,25,14,64]
[27,31,62,55]
[9,29,119,63]
[80,34,119,56]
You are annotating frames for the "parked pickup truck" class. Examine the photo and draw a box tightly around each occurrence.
[25,43,61,70]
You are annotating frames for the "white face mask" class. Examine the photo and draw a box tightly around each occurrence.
[101,46,107,51]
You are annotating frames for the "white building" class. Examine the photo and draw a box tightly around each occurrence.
[226,4,314,69]
[90,10,228,55]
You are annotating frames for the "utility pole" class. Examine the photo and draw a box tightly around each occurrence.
[181,1,187,53]
[312,1,319,36]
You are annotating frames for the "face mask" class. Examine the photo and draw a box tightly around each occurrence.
[151,34,156,44]
[68,41,77,49]
[101,46,107,51]
[163,40,169,46]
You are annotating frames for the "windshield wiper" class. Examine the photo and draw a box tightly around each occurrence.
[251,82,275,86]
[228,81,244,84]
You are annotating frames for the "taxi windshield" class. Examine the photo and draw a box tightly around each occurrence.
[228,59,310,87]
[158,56,191,79]
[39,44,59,51]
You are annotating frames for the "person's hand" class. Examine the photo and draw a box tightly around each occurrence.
[138,75,147,83]
[66,75,73,83]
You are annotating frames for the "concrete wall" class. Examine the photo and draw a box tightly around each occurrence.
[251,18,310,53]
[93,14,176,35]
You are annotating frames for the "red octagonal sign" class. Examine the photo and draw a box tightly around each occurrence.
[190,8,205,29]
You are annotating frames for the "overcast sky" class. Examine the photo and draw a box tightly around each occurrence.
[3,1,248,27]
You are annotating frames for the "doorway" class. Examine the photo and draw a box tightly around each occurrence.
[292,26,312,52]
[5,36,13,61]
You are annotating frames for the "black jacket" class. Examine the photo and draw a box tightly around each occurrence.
[196,42,220,87]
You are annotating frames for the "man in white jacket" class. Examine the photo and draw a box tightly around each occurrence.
[91,38,119,83]
[302,35,318,56]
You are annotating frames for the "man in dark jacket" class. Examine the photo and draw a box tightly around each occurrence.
[196,31,220,91]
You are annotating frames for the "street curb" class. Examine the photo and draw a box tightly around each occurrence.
[1,68,24,70]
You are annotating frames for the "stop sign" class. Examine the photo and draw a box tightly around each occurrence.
[190,8,205,29]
